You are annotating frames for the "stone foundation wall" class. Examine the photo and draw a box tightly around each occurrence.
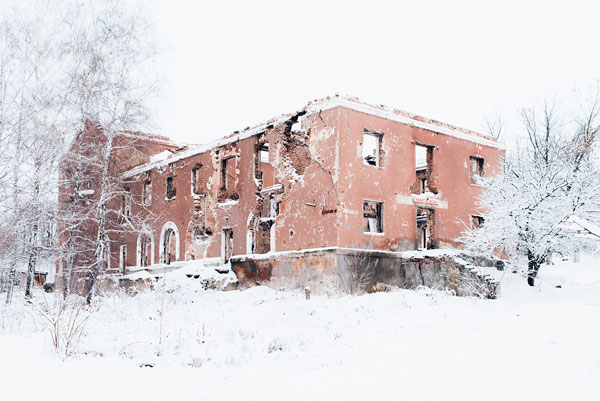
[231,248,499,298]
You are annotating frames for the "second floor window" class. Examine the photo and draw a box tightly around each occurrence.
[142,181,152,206]
[191,164,203,195]
[166,176,176,200]
[470,156,484,183]
[363,130,383,167]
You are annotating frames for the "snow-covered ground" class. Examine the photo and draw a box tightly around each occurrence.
[1,257,599,400]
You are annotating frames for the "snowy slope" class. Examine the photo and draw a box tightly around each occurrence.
[0,257,599,401]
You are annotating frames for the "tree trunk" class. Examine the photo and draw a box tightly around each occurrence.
[527,251,542,286]
[62,233,76,299]
[87,132,113,304]
[24,223,39,298]
[5,264,16,304]
[85,271,97,305]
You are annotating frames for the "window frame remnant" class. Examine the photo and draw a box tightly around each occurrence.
[121,187,131,217]
[142,180,152,206]
[363,200,384,234]
[413,143,437,195]
[139,234,151,267]
[120,244,128,270]
[166,175,176,200]
[191,163,204,195]
[469,156,484,184]
[362,130,383,167]
[416,207,436,249]
[222,227,234,263]
[220,158,229,192]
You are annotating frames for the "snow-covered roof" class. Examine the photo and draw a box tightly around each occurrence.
[122,95,505,178]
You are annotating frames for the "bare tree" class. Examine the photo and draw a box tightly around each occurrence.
[0,0,160,302]
[463,93,600,286]
[55,0,160,302]
[483,111,505,140]
[338,249,377,295]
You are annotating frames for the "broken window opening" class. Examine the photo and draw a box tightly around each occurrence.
[413,144,437,194]
[193,225,212,244]
[166,176,176,200]
[142,181,152,206]
[220,158,229,192]
[254,220,274,254]
[270,197,281,218]
[191,164,204,195]
[416,207,436,249]
[121,187,131,217]
[219,156,239,200]
[470,156,484,184]
[415,144,428,171]
[363,200,383,233]
[363,130,383,167]
[222,228,233,263]
[471,215,485,229]
[163,228,177,264]
[260,144,269,163]
[120,244,128,270]
[139,234,152,267]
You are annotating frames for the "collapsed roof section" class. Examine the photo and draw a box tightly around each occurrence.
[122,94,504,178]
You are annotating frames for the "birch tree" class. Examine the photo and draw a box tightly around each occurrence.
[0,0,159,301]
[56,0,159,302]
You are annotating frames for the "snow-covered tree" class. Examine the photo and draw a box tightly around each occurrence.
[0,0,159,302]
[463,96,600,286]
[55,0,160,302]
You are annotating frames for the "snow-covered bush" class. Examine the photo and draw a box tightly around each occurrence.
[30,294,100,358]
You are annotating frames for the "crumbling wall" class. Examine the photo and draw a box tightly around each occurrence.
[231,248,499,298]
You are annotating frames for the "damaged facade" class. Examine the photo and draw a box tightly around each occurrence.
[57,96,504,294]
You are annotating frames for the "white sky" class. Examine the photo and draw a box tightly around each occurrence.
[4,0,598,144]
[147,0,600,145]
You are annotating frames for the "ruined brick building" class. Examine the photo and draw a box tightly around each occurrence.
[57,96,505,294]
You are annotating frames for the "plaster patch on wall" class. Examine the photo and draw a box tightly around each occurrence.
[395,194,413,205]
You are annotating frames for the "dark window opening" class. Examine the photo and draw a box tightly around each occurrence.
[163,228,177,264]
[222,228,233,263]
[363,200,383,233]
[221,159,228,192]
[420,178,427,194]
[471,215,485,229]
[121,187,131,217]
[191,164,204,195]
[166,176,176,200]
[470,156,484,183]
[139,234,151,267]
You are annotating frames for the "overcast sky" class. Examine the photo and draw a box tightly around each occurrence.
[147,0,600,145]
[0,0,574,145]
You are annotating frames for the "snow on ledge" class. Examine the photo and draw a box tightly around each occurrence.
[121,95,504,179]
